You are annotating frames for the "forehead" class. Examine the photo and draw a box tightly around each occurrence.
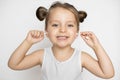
[48,7,76,22]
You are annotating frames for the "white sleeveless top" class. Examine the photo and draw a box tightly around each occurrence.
[40,47,82,80]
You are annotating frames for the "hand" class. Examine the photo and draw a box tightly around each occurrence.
[25,30,44,45]
[80,31,100,49]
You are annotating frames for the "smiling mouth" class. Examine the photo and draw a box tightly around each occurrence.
[56,36,69,40]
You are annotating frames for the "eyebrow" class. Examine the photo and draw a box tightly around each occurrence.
[48,20,59,23]
[48,20,76,24]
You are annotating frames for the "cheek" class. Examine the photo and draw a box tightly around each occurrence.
[73,31,78,36]
[69,31,78,39]
[46,30,57,38]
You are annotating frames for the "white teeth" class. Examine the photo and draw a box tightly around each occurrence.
[57,36,68,40]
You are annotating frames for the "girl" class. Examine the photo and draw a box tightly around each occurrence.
[8,1,114,80]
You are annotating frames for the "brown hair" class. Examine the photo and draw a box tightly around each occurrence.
[36,1,87,31]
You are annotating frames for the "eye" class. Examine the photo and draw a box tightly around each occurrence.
[52,24,58,27]
[68,24,74,27]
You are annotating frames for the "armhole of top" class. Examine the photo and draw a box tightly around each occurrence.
[41,48,47,70]
[79,49,83,72]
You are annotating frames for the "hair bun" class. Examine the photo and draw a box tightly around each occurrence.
[78,11,87,23]
[36,6,47,21]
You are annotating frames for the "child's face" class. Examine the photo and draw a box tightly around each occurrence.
[46,7,78,48]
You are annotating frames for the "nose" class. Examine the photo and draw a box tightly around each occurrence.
[59,26,67,33]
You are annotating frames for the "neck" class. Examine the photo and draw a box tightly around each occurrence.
[52,45,73,55]
[51,45,74,62]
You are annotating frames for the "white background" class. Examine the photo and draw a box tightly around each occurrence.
[0,0,120,80]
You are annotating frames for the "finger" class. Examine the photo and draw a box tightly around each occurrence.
[34,31,40,38]
[33,31,44,38]
[86,32,97,40]
[40,31,44,37]
[30,30,41,38]
[34,31,38,37]
[81,31,94,38]
[32,30,38,38]
[36,31,40,37]
[80,31,90,36]
[81,34,89,41]
[80,32,89,38]
[31,30,35,37]
[81,32,93,41]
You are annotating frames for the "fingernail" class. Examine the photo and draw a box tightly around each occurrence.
[85,36,89,39]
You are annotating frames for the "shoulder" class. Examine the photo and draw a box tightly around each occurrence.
[81,51,89,57]
[31,49,45,65]
[81,51,93,67]
[35,47,52,64]
[32,49,44,56]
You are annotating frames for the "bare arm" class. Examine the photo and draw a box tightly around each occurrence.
[81,31,114,79]
[8,30,44,70]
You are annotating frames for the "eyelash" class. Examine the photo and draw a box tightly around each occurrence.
[68,24,74,27]
[52,24,58,27]
[51,24,74,27]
